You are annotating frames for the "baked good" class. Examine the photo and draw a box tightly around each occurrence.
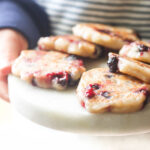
[72,23,139,50]
[77,68,150,113]
[119,41,150,63]
[108,53,150,83]
[38,35,102,58]
[12,50,86,90]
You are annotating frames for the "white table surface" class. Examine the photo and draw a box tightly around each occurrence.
[1,98,150,150]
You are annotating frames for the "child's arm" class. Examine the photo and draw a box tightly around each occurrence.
[0,0,50,101]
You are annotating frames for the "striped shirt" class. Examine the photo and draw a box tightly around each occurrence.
[36,0,150,40]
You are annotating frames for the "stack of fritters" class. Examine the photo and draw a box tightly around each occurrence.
[12,23,150,114]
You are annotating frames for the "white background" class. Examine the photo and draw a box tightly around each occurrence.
[1,98,150,150]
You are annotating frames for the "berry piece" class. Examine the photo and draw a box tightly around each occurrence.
[91,83,100,90]
[57,77,67,86]
[85,83,101,99]
[138,44,149,52]
[81,101,85,108]
[85,88,95,98]
[107,55,119,73]
[31,78,37,86]
[101,91,111,99]
[135,88,149,96]
[105,74,113,78]
[46,71,69,86]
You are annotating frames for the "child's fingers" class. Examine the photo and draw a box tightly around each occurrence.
[0,29,28,102]
[0,75,9,102]
[0,62,11,76]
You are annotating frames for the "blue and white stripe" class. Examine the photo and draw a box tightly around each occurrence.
[36,0,150,40]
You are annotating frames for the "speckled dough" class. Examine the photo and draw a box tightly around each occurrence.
[38,35,102,58]
[12,50,86,90]
[108,53,150,83]
[77,68,150,113]
[72,24,139,50]
[119,41,150,63]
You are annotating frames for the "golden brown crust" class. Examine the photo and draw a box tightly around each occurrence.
[38,35,102,58]
[72,24,139,50]
[77,68,150,113]
[120,41,150,63]
[108,53,150,83]
[12,50,86,90]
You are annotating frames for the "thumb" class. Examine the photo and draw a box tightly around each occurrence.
[0,75,9,102]
[0,61,12,76]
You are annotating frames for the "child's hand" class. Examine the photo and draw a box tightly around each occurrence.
[0,29,28,102]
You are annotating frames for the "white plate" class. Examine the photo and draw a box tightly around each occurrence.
[8,57,150,136]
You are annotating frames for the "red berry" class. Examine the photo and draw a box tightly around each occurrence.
[85,88,95,98]
[85,83,101,99]
[81,101,85,108]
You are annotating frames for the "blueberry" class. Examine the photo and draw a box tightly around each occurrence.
[31,78,37,86]
[101,91,111,99]
[48,72,69,87]
[58,78,67,86]
[85,83,101,99]
[91,84,100,90]
[135,88,149,96]
[107,56,118,73]
[138,44,149,52]
[105,74,113,78]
